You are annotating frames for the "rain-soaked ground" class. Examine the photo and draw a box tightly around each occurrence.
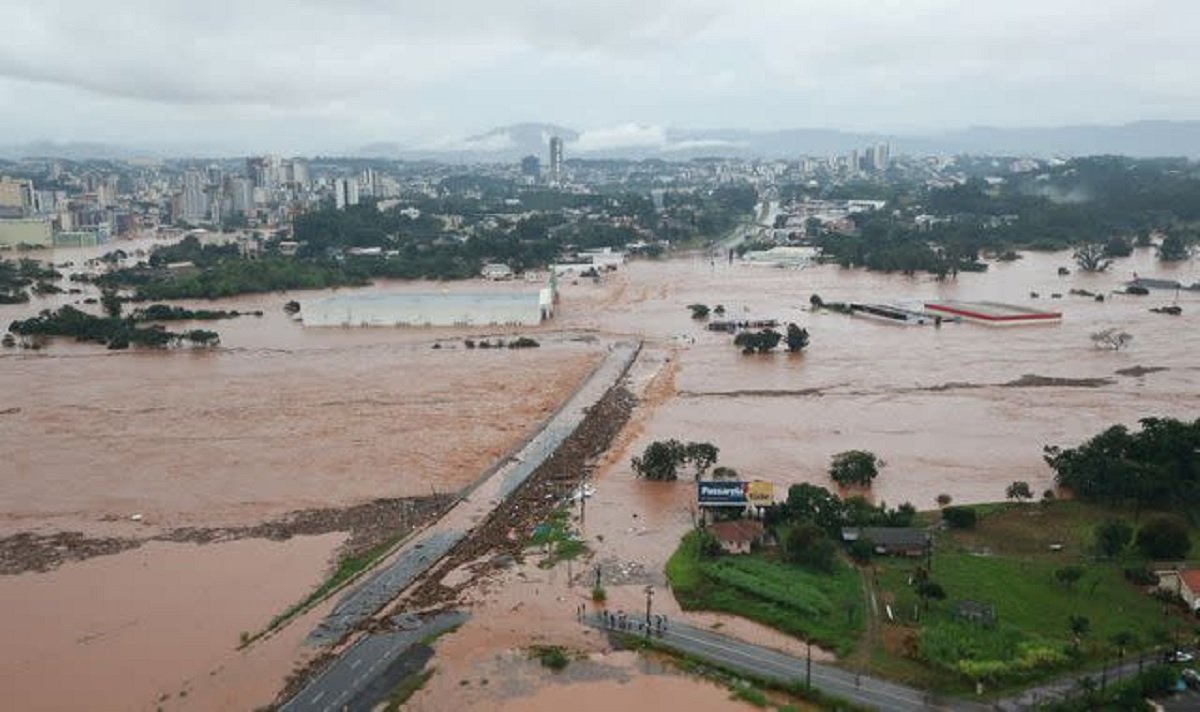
[2,242,1198,709]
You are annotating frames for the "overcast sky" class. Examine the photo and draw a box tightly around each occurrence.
[2,0,1198,153]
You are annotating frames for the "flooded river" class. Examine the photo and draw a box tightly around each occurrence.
[1,242,1197,709]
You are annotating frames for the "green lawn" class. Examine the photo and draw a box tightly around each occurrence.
[666,531,864,655]
[870,500,1195,688]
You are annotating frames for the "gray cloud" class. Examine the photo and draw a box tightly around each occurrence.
[1,0,1198,150]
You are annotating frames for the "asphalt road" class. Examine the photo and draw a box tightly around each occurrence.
[589,614,987,712]
[283,611,466,712]
[306,530,463,646]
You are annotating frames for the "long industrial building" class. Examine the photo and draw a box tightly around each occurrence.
[301,290,553,327]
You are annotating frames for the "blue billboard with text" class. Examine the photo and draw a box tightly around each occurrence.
[697,481,748,507]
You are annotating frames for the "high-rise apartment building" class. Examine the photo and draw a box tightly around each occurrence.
[520,155,541,179]
[0,176,34,218]
[180,170,208,224]
[334,178,359,210]
[548,136,564,183]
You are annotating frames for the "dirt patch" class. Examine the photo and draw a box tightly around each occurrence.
[1115,365,1170,377]
[0,495,453,576]
[404,384,638,608]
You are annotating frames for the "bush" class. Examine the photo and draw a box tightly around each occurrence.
[943,506,977,529]
[785,523,837,573]
[1136,516,1191,560]
[849,539,875,564]
[1123,567,1158,586]
[1094,519,1133,558]
[592,586,607,603]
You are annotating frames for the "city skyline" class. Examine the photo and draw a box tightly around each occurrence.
[3,1,1200,154]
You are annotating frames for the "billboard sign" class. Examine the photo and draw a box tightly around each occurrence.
[698,480,776,507]
[747,481,774,506]
[697,481,747,507]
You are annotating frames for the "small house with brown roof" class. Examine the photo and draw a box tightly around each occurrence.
[708,519,765,555]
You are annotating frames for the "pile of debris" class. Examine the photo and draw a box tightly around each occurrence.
[405,383,638,607]
[0,495,454,576]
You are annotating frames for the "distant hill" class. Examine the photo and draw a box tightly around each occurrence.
[358,120,1200,161]
[4,121,1199,161]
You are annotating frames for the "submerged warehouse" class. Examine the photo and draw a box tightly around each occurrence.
[301,290,554,327]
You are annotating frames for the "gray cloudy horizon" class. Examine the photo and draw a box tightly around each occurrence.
[2,0,1198,154]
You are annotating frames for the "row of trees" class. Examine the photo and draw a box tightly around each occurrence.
[1043,417,1200,512]
[8,303,220,350]
[631,439,722,481]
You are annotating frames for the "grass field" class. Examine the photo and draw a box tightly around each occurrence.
[666,531,864,656]
[869,500,1197,689]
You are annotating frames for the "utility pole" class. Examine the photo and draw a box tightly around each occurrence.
[644,585,655,634]
[805,639,812,690]
[579,474,586,530]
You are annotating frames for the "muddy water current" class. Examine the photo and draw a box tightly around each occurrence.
[1,242,1198,710]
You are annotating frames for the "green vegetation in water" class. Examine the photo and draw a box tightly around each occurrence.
[808,157,1200,275]
[529,509,586,568]
[665,530,863,656]
[528,645,571,672]
[381,669,434,711]
[0,258,61,303]
[130,303,262,321]
[8,305,219,350]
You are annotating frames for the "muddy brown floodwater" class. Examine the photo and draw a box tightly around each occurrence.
[414,246,1198,711]
[2,242,1198,710]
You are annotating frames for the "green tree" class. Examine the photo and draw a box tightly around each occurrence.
[936,493,952,508]
[785,523,836,573]
[1159,232,1192,262]
[688,303,710,320]
[829,450,883,488]
[848,539,874,564]
[1136,516,1192,560]
[783,483,845,535]
[631,439,686,481]
[1006,480,1033,503]
[1094,519,1133,558]
[785,323,810,352]
[916,580,946,611]
[683,442,720,477]
[100,290,123,318]
[1103,236,1133,258]
[733,328,782,354]
[942,506,977,529]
